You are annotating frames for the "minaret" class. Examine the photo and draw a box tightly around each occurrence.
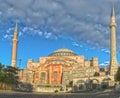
[11,22,18,67]
[109,3,118,76]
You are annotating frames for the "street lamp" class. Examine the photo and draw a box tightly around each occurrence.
[18,58,22,68]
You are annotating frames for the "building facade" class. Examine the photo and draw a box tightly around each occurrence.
[19,49,99,90]
[20,48,99,85]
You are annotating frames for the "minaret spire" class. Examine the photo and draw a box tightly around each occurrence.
[11,22,18,67]
[14,21,18,33]
[13,21,18,39]
[111,1,115,17]
[109,2,118,77]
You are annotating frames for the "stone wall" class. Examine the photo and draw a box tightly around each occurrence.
[33,86,72,92]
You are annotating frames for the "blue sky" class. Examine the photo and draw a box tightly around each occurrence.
[0,0,120,69]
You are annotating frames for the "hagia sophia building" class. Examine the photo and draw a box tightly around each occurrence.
[10,4,119,92]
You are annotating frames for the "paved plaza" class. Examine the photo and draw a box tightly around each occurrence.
[0,90,120,98]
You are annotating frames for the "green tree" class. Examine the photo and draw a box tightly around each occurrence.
[116,67,120,82]
[0,63,6,82]
[0,63,20,89]
[0,63,4,71]
[0,63,7,89]
[4,66,19,85]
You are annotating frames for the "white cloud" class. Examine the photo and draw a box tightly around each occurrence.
[101,48,110,54]
[38,31,43,36]
[104,50,110,54]
[72,42,79,47]
[44,32,57,40]
[19,32,22,37]
[44,32,52,39]
[6,27,14,34]
[0,0,120,50]
[3,34,13,40]
[99,61,110,68]
[79,45,83,48]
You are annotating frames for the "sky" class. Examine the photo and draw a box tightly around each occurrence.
[0,0,120,69]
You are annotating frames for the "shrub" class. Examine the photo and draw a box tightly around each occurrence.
[54,90,58,93]
[102,85,108,90]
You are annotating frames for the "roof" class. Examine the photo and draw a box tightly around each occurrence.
[48,48,77,56]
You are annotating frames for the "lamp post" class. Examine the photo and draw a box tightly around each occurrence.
[87,68,91,89]
[18,58,22,68]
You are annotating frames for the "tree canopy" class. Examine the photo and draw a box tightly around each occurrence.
[116,67,120,82]
[0,63,19,85]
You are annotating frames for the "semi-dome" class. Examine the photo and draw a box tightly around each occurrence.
[48,48,77,56]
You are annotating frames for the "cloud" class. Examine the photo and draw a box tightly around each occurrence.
[1,0,120,50]
[3,34,13,40]
[101,48,110,54]
[19,32,23,37]
[99,61,110,68]
[72,42,84,48]
[45,32,58,40]
[72,42,79,47]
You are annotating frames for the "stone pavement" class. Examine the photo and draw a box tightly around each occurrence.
[0,90,120,98]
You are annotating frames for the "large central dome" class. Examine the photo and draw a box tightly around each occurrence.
[48,48,77,56]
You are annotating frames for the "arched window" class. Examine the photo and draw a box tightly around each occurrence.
[40,72,46,84]
[54,71,58,78]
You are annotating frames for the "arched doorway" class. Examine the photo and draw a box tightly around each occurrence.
[102,78,111,89]
[76,80,86,90]
[91,79,99,89]
[40,72,47,84]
